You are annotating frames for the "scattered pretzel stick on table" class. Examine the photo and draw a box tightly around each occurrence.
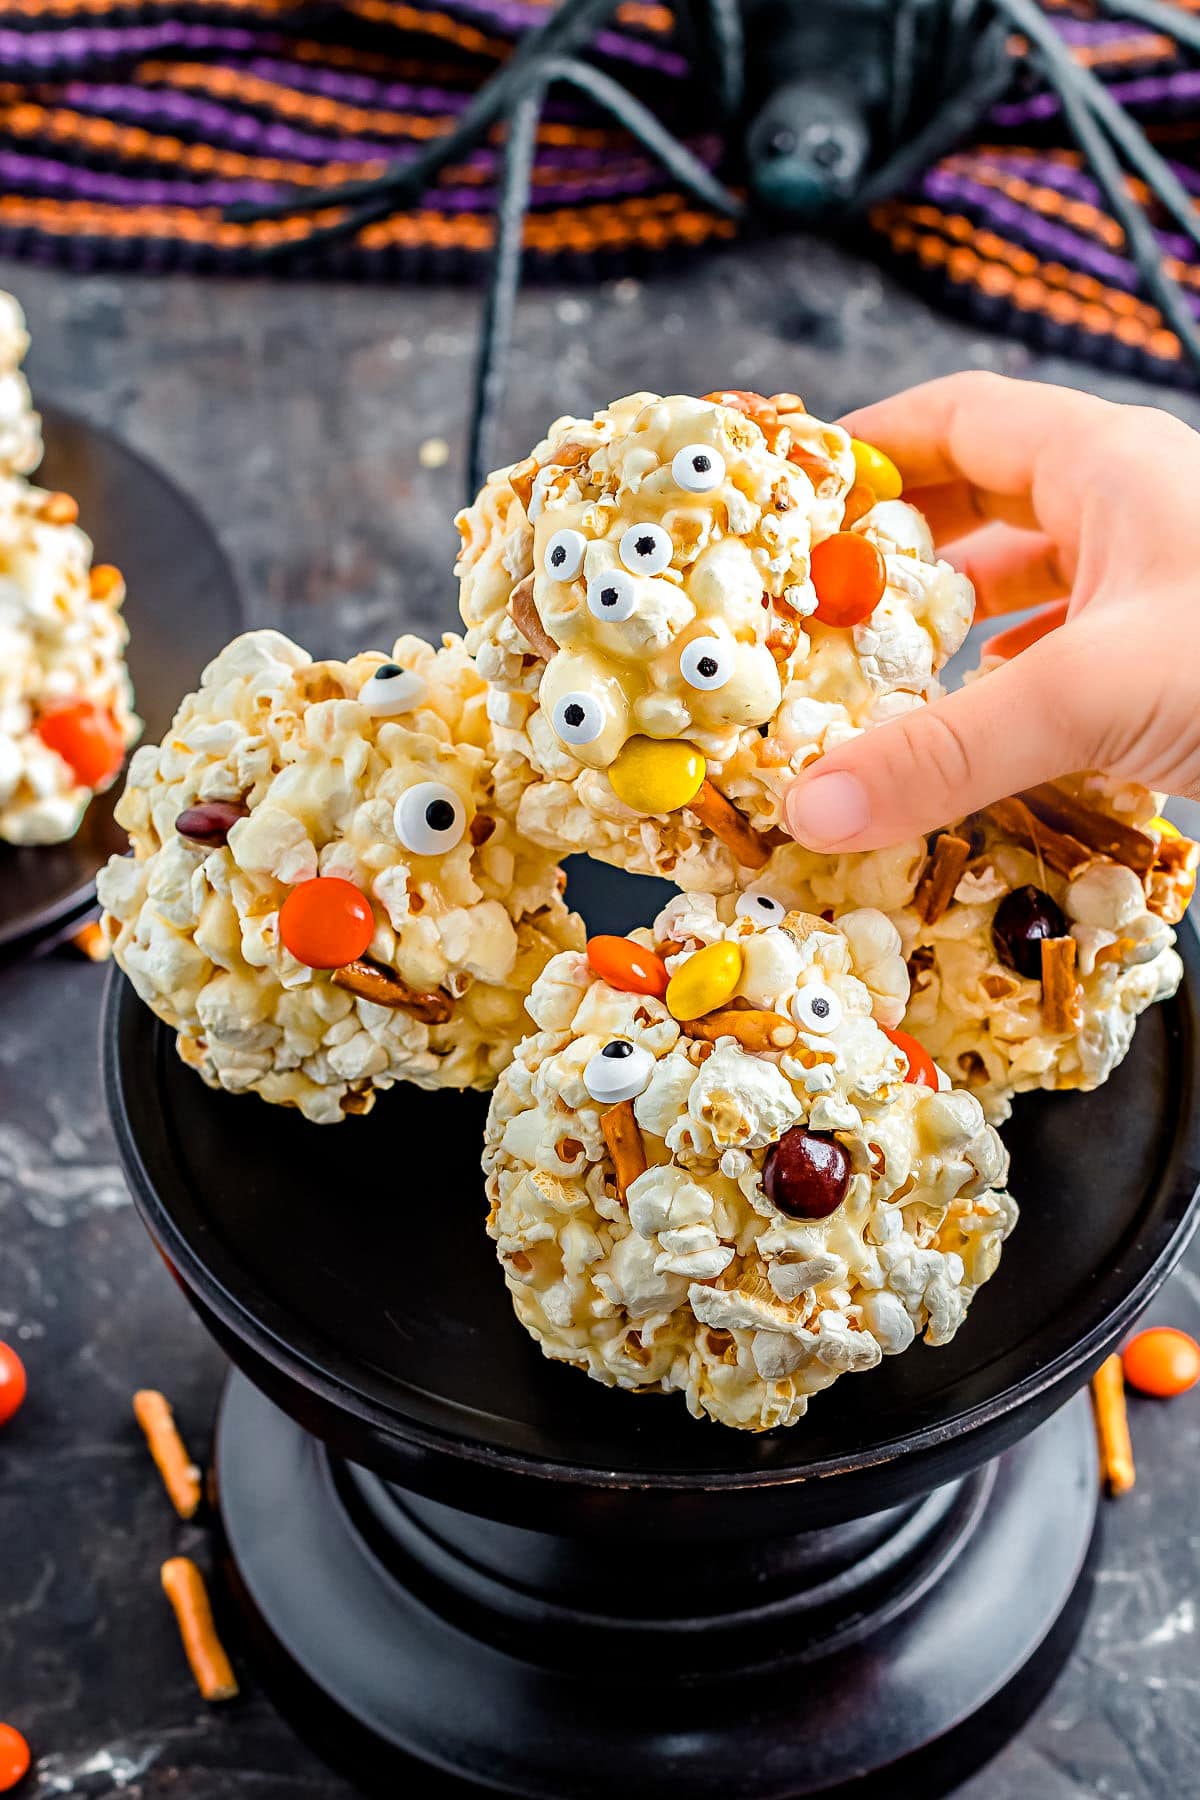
[160,1558,239,1702]
[1091,1354,1135,1497]
[133,1389,202,1520]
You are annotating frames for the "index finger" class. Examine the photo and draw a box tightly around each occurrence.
[841,370,1117,504]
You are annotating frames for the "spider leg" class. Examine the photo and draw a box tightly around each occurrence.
[467,83,546,501]
[225,0,625,231]
[996,0,1200,370]
[680,0,745,123]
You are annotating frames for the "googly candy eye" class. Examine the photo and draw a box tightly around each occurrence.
[680,636,734,691]
[586,568,636,623]
[584,1039,654,1105]
[394,781,467,855]
[619,522,673,577]
[735,891,787,925]
[544,528,586,582]
[359,662,426,718]
[552,691,605,747]
[791,981,843,1034]
[671,443,725,493]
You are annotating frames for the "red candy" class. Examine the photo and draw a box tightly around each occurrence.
[279,878,374,970]
[0,1725,29,1793]
[810,532,886,628]
[763,1127,850,1220]
[35,701,125,789]
[0,1343,26,1428]
[882,1027,939,1090]
[587,935,669,998]
[1122,1327,1200,1398]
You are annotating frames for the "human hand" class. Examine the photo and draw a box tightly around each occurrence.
[784,371,1200,853]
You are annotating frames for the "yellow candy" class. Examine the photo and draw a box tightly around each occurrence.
[850,438,903,501]
[666,940,744,1022]
[1149,814,1181,840]
[609,736,706,815]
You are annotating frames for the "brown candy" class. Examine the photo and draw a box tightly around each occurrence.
[175,801,248,847]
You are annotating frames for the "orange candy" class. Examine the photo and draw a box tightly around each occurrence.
[0,1343,25,1428]
[279,877,374,970]
[985,601,1069,663]
[1122,1327,1200,1398]
[882,1027,939,1090]
[810,533,886,628]
[0,1723,30,1792]
[35,701,125,789]
[587,935,669,998]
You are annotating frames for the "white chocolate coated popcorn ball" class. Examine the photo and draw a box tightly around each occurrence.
[457,390,973,893]
[0,292,41,479]
[0,475,139,844]
[761,773,1193,1121]
[100,630,582,1122]
[485,893,1014,1431]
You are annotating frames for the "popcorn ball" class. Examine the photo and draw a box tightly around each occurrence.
[485,891,1015,1431]
[457,389,973,892]
[0,291,42,479]
[0,474,139,844]
[764,774,1196,1121]
[99,630,583,1123]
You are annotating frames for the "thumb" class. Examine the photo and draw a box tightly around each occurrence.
[783,630,1097,852]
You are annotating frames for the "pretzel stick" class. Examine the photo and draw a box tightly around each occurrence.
[979,798,1094,878]
[687,779,771,870]
[1091,1354,1135,1497]
[601,1099,647,1203]
[1147,836,1200,924]
[133,1389,202,1520]
[508,574,558,661]
[160,1558,239,1701]
[682,1009,797,1051]
[914,832,972,924]
[332,959,453,1023]
[1020,783,1156,874]
[1041,937,1082,1033]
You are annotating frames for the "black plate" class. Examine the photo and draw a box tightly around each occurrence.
[0,403,242,947]
[103,867,1200,1533]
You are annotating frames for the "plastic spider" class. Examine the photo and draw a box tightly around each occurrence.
[227,0,1200,498]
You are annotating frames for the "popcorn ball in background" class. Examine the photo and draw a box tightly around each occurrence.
[457,389,973,893]
[0,475,139,845]
[485,892,1014,1431]
[99,630,583,1123]
[765,774,1197,1122]
[0,291,42,479]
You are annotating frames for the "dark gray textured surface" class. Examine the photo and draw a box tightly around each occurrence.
[1,239,1199,1799]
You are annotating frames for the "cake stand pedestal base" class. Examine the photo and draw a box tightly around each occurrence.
[213,1370,1098,1799]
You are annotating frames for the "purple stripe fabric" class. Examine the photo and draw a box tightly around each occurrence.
[992,68,1200,128]
[0,22,282,70]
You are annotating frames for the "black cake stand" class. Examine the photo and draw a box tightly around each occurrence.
[102,863,1200,1799]
[0,402,242,952]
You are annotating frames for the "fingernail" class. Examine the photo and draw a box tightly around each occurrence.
[786,772,870,849]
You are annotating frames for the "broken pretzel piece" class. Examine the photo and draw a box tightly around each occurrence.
[682,1009,797,1052]
[1020,783,1156,875]
[161,1557,239,1702]
[688,778,771,870]
[508,574,558,662]
[601,1098,647,1203]
[1040,936,1082,1034]
[133,1388,202,1520]
[979,797,1094,879]
[914,832,972,924]
[507,457,538,514]
[332,959,454,1023]
[1146,835,1200,924]
[1091,1353,1135,1497]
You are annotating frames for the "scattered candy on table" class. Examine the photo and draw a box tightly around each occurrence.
[810,533,887,628]
[0,1723,30,1793]
[586,936,669,998]
[278,877,375,971]
[1122,1327,1200,1397]
[0,1342,26,1427]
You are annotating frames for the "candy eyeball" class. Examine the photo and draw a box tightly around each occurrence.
[586,568,636,623]
[735,891,787,926]
[671,443,725,493]
[584,1039,654,1105]
[619,522,673,577]
[680,636,734,692]
[552,691,604,746]
[394,781,467,855]
[544,528,586,582]
[359,662,426,717]
[791,981,843,1034]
